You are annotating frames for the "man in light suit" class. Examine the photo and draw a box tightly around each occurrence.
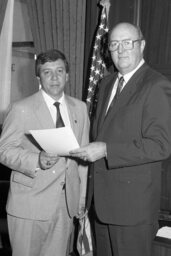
[0,49,89,256]
[70,23,171,256]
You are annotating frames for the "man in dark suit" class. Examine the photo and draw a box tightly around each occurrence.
[70,23,171,256]
[0,49,89,256]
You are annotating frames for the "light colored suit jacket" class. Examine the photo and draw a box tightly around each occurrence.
[0,91,89,220]
[88,63,171,225]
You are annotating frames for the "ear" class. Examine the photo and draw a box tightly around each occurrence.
[36,76,42,90]
[36,76,40,82]
[66,73,69,82]
[141,39,146,52]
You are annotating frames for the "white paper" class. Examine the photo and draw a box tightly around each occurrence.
[29,126,79,155]
[156,226,171,239]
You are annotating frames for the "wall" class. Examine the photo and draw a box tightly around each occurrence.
[11,0,38,104]
[13,0,32,42]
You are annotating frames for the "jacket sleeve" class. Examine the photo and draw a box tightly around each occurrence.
[0,104,39,178]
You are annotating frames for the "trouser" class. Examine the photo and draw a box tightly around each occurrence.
[94,215,158,256]
[7,191,73,256]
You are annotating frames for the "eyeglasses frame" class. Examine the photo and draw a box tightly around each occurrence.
[108,39,143,52]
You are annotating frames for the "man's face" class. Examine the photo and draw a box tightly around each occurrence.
[109,24,145,75]
[38,59,69,100]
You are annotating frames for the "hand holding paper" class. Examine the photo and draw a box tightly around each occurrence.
[69,142,107,162]
[39,151,60,170]
[29,126,79,155]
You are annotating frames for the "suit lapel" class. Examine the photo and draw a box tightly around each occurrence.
[97,74,117,132]
[33,91,55,129]
[32,92,79,134]
[100,63,148,132]
[64,96,79,170]
[65,96,78,136]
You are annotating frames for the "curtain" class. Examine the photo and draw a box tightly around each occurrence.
[0,0,14,124]
[26,0,86,100]
[0,0,8,34]
[140,0,171,70]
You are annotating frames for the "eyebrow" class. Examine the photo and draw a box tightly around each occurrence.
[41,66,65,70]
[110,38,133,42]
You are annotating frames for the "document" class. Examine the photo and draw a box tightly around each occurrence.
[29,126,79,155]
[156,226,171,239]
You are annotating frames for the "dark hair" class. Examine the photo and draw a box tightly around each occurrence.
[35,49,69,77]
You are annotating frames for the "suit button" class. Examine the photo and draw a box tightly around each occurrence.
[52,170,56,174]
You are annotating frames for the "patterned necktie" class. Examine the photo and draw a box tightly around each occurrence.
[53,102,65,128]
[114,76,124,100]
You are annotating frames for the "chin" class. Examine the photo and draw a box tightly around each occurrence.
[118,64,129,71]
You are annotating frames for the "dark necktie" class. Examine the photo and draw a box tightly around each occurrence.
[114,76,124,100]
[106,76,124,115]
[53,102,65,128]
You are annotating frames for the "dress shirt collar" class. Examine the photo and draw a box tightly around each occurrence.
[41,89,71,127]
[41,89,65,108]
[118,59,145,84]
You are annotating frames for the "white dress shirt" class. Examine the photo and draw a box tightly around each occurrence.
[41,90,71,127]
[106,59,145,112]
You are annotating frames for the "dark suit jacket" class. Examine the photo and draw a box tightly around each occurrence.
[88,63,171,226]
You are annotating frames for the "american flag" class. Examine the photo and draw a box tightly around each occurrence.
[77,215,93,255]
[86,6,109,116]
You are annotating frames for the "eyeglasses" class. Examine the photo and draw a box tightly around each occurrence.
[108,39,142,52]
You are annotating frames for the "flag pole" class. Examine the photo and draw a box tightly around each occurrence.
[100,0,111,21]
[86,0,111,118]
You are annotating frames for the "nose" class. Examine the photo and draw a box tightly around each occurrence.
[117,42,124,53]
[51,72,58,80]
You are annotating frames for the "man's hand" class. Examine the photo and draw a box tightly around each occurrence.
[69,142,107,162]
[39,151,60,170]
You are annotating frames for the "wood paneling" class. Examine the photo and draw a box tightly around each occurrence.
[153,238,171,256]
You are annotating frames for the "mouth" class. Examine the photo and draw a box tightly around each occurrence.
[118,55,128,59]
[118,56,129,62]
[50,83,60,87]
